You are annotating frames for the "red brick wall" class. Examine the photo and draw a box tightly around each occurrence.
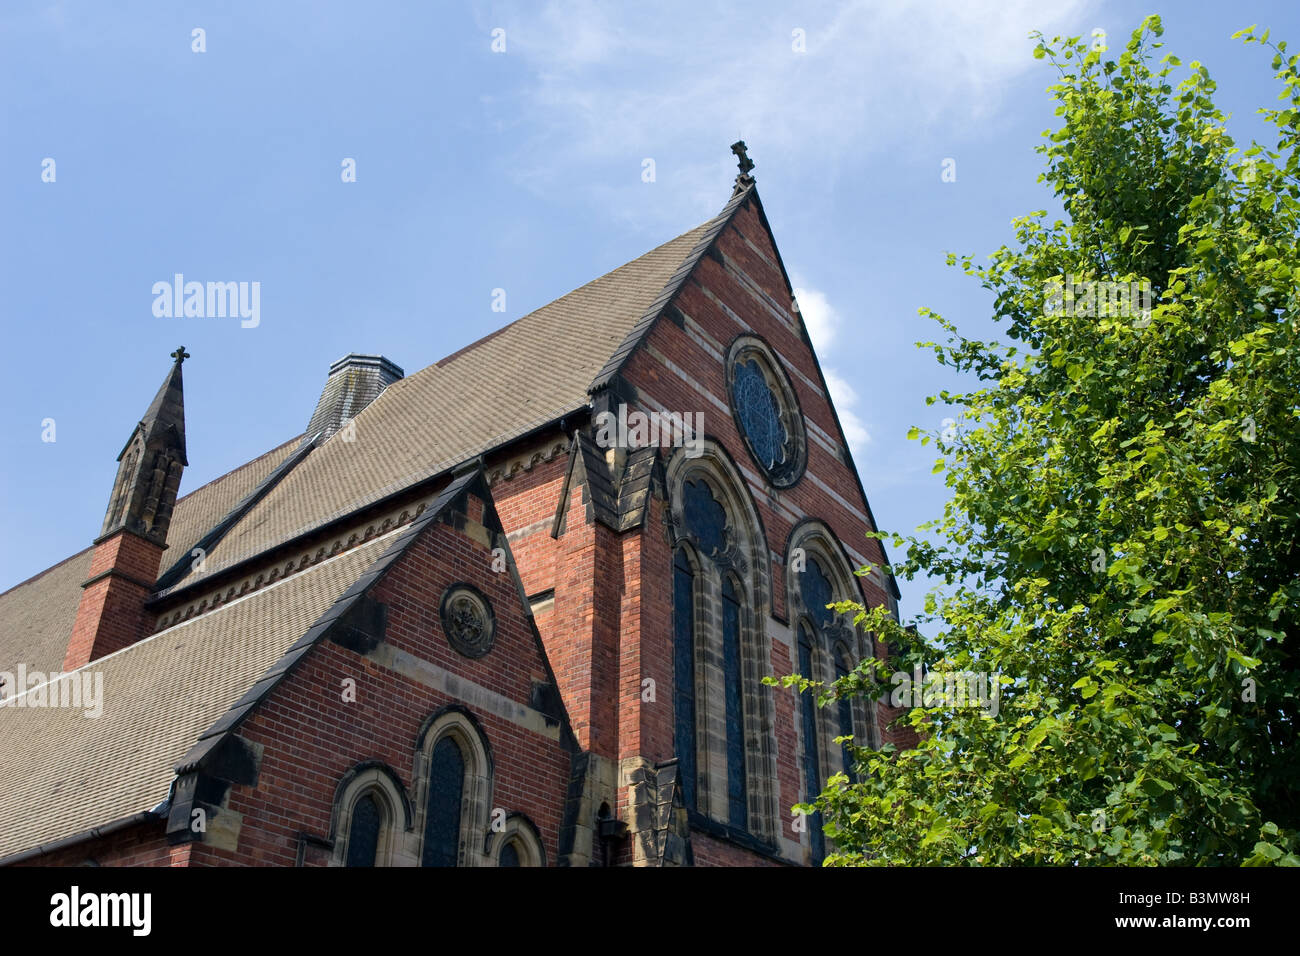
[189,491,573,866]
[22,822,190,867]
[611,196,897,857]
[489,452,567,601]
[64,531,164,670]
[691,831,786,867]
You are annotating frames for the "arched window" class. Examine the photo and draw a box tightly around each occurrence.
[414,707,493,867]
[722,575,747,829]
[665,443,780,845]
[786,524,879,863]
[488,813,546,867]
[345,793,383,867]
[797,620,825,863]
[834,644,856,783]
[422,736,465,867]
[673,546,698,810]
[328,762,412,868]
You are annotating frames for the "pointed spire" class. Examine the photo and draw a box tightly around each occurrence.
[136,345,189,466]
[99,348,190,543]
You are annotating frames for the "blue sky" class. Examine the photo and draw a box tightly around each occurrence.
[1,0,1295,615]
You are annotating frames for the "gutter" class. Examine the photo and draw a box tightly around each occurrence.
[0,777,176,867]
[0,806,166,866]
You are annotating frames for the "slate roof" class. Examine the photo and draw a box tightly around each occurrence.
[0,209,728,860]
[0,533,393,859]
[0,436,301,678]
[160,220,714,593]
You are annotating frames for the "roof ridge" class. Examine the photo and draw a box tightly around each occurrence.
[172,434,302,507]
[174,468,485,774]
[153,434,321,595]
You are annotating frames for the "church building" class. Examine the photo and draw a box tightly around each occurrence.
[0,148,902,866]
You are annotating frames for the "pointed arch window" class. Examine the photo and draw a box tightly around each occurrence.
[666,447,780,847]
[489,813,546,867]
[673,546,698,810]
[797,621,825,863]
[722,575,747,829]
[422,736,465,867]
[787,533,877,863]
[345,793,383,867]
[329,763,410,868]
[834,646,857,783]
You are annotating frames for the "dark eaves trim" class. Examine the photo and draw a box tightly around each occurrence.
[0,807,166,866]
[588,184,755,395]
[151,433,322,595]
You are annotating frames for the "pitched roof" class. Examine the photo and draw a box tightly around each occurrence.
[0,436,302,678]
[0,211,726,859]
[0,205,722,679]
[0,550,92,683]
[162,220,714,593]
[162,436,303,580]
[0,531,394,860]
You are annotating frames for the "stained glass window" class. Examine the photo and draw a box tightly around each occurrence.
[422,736,464,867]
[499,841,521,867]
[801,557,835,629]
[682,479,727,557]
[733,358,788,472]
[673,547,698,810]
[797,623,825,863]
[835,653,856,783]
[345,793,382,867]
[722,576,748,829]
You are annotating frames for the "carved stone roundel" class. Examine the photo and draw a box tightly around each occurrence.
[440,585,495,659]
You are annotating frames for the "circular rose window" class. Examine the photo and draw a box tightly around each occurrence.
[439,585,496,658]
[726,337,806,487]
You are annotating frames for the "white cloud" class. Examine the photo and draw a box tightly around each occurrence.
[791,279,870,453]
[792,284,838,352]
[823,367,871,452]
[481,0,1098,226]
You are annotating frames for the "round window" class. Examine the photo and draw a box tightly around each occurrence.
[726,337,806,487]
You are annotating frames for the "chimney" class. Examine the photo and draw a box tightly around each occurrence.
[65,347,189,670]
[303,353,403,442]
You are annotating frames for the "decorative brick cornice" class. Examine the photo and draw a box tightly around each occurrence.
[486,438,568,486]
[151,495,435,632]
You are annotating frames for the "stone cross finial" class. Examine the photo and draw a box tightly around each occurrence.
[171,346,190,364]
[731,141,755,176]
[730,141,756,196]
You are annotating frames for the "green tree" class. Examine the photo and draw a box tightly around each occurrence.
[781,15,1300,865]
